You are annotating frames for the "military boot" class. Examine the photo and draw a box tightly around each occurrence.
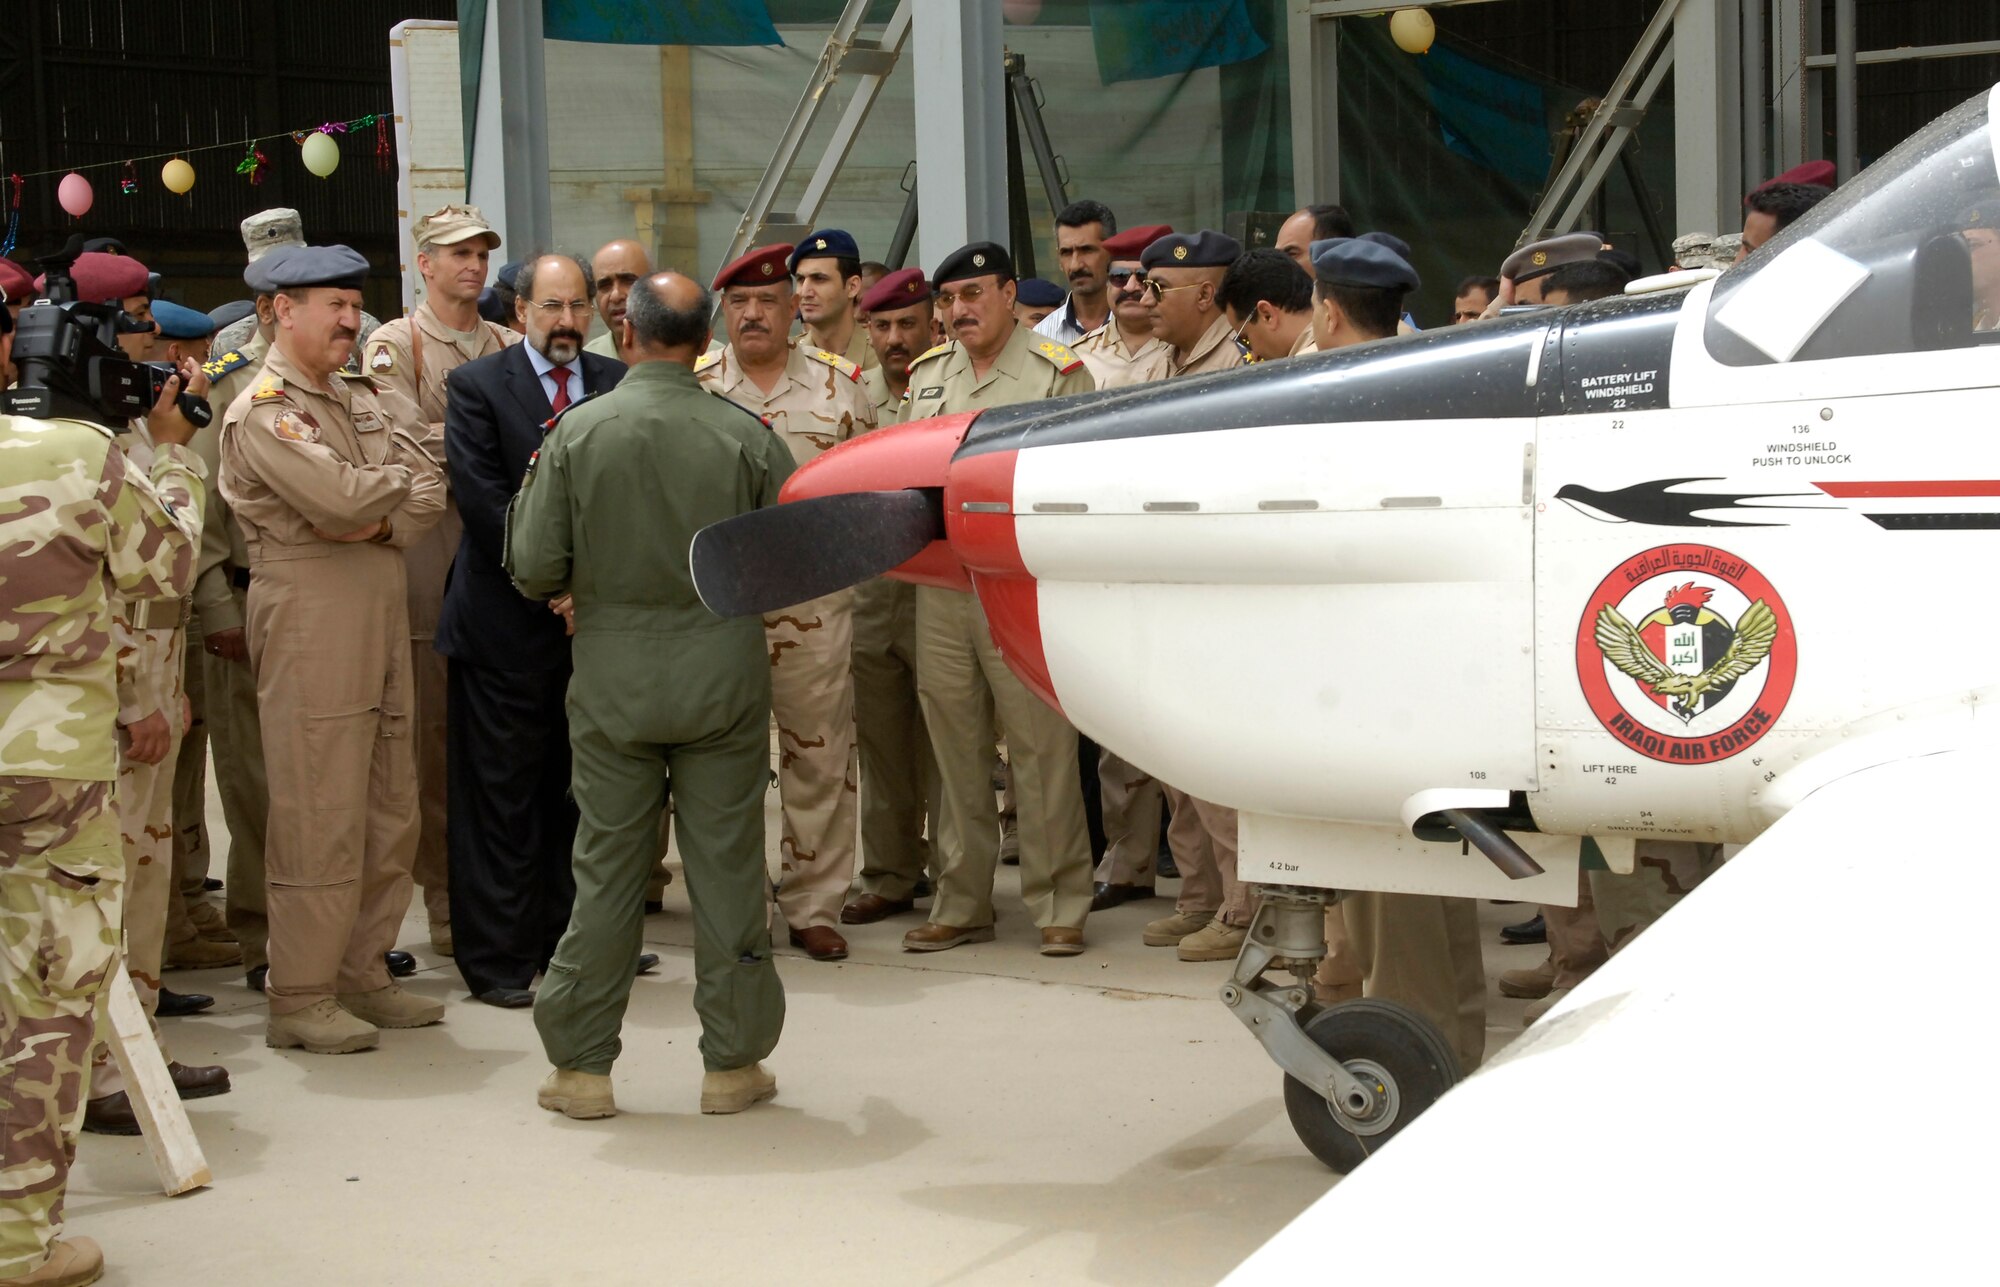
[0,1236,104,1286]
[538,1069,616,1119]
[337,982,444,1029]
[266,998,379,1054]
[1499,956,1556,999]
[163,933,243,970]
[1523,986,1573,1025]
[1142,909,1212,947]
[1175,920,1246,962]
[700,1062,777,1115]
[187,899,238,944]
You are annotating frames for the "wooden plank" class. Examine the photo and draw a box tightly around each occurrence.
[656,44,703,274]
[101,960,211,1196]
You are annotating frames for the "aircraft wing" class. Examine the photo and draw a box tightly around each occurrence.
[1224,740,1998,1282]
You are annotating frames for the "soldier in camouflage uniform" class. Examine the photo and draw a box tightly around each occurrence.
[697,244,873,962]
[0,313,206,1285]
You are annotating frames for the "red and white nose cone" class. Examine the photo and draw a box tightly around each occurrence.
[779,411,979,590]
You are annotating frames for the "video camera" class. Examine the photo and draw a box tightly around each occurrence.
[1,235,211,431]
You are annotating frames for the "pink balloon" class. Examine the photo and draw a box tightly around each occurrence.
[57,173,93,218]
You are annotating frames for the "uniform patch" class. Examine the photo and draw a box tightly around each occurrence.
[201,350,250,380]
[249,373,285,402]
[694,350,723,375]
[271,409,321,444]
[909,342,951,368]
[369,343,395,373]
[1576,544,1796,765]
[915,386,944,400]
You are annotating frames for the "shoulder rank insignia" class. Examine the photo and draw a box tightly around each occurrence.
[908,342,952,368]
[694,350,723,375]
[1033,339,1084,375]
[202,350,251,380]
[368,342,395,374]
[249,372,286,402]
[803,348,862,382]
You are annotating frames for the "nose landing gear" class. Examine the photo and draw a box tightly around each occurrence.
[1221,887,1461,1172]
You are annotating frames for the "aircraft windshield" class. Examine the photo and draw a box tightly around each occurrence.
[1704,90,1999,365]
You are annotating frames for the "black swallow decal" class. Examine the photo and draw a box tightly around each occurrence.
[1554,478,1830,528]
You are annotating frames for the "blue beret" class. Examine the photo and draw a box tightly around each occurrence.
[934,241,1014,287]
[1311,237,1421,292]
[208,299,256,331]
[253,243,370,293]
[1358,230,1413,262]
[152,299,216,339]
[496,260,525,293]
[789,229,861,272]
[1140,230,1241,270]
[1015,277,1065,308]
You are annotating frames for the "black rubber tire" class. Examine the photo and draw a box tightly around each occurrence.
[1282,998,1462,1173]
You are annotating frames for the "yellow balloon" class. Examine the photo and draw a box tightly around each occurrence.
[1390,7,1435,54]
[161,158,195,195]
[301,131,340,178]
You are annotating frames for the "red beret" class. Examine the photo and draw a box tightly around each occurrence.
[712,243,794,291]
[35,251,151,305]
[1102,224,1173,259]
[1752,160,1836,197]
[858,267,930,315]
[0,257,33,304]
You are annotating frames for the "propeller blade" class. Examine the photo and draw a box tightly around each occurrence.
[691,489,945,618]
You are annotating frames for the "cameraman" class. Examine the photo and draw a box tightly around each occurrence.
[0,258,207,1287]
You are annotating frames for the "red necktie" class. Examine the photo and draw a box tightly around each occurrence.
[549,365,572,415]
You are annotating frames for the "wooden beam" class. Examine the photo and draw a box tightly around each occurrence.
[656,46,702,275]
[102,960,211,1196]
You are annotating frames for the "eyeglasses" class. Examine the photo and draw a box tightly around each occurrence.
[935,284,986,307]
[1106,269,1143,288]
[1139,278,1203,300]
[532,299,594,318]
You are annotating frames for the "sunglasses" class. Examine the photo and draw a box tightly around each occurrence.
[1139,278,1203,300]
[1107,269,1143,288]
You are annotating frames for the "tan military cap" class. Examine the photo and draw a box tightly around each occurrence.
[1501,231,1603,284]
[414,203,501,251]
[241,208,305,264]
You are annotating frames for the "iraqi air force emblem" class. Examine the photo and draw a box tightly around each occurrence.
[1575,544,1796,764]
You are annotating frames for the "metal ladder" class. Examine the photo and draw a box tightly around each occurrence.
[1520,0,1684,246]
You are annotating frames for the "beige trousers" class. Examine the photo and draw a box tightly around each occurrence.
[202,588,270,971]
[1093,750,1161,886]
[764,589,859,929]
[1161,788,1251,926]
[1343,892,1487,1074]
[404,500,459,927]
[851,577,936,900]
[913,587,1092,930]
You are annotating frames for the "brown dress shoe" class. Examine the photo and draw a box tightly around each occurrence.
[902,921,996,952]
[787,925,849,961]
[169,1060,232,1100]
[81,1092,140,1136]
[1039,927,1085,957]
[840,892,916,924]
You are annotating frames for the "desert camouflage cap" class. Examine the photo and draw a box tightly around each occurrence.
[241,208,305,264]
[414,203,501,251]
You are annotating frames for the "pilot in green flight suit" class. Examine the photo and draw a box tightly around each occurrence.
[507,271,797,1118]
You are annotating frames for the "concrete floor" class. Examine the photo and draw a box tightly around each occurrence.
[68,768,1545,1286]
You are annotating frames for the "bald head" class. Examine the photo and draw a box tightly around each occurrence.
[592,239,652,334]
[623,271,713,366]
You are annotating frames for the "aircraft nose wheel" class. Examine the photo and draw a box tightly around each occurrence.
[1282,999,1461,1173]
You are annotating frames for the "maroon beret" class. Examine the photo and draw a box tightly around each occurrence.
[0,257,33,304]
[35,251,151,305]
[1752,160,1836,198]
[712,243,794,291]
[858,267,930,315]
[1101,224,1173,260]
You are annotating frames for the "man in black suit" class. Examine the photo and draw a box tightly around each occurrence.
[440,253,625,1007]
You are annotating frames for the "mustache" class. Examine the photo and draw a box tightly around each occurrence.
[331,327,357,343]
[547,328,583,345]
[1068,268,1093,282]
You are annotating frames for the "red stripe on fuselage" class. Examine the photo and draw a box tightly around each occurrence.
[778,411,977,591]
[946,448,1061,714]
[1812,480,2000,497]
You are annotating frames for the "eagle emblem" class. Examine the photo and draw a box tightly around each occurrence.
[1594,582,1778,723]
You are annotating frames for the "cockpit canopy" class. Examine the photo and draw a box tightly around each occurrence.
[1705,88,2000,366]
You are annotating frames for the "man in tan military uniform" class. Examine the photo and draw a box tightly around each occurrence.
[842,269,940,925]
[190,217,293,984]
[362,204,517,956]
[898,242,1098,956]
[790,228,878,372]
[219,244,448,1054]
[697,243,874,961]
[583,239,650,361]
[1070,223,1173,394]
[1303,236,1486,1071]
